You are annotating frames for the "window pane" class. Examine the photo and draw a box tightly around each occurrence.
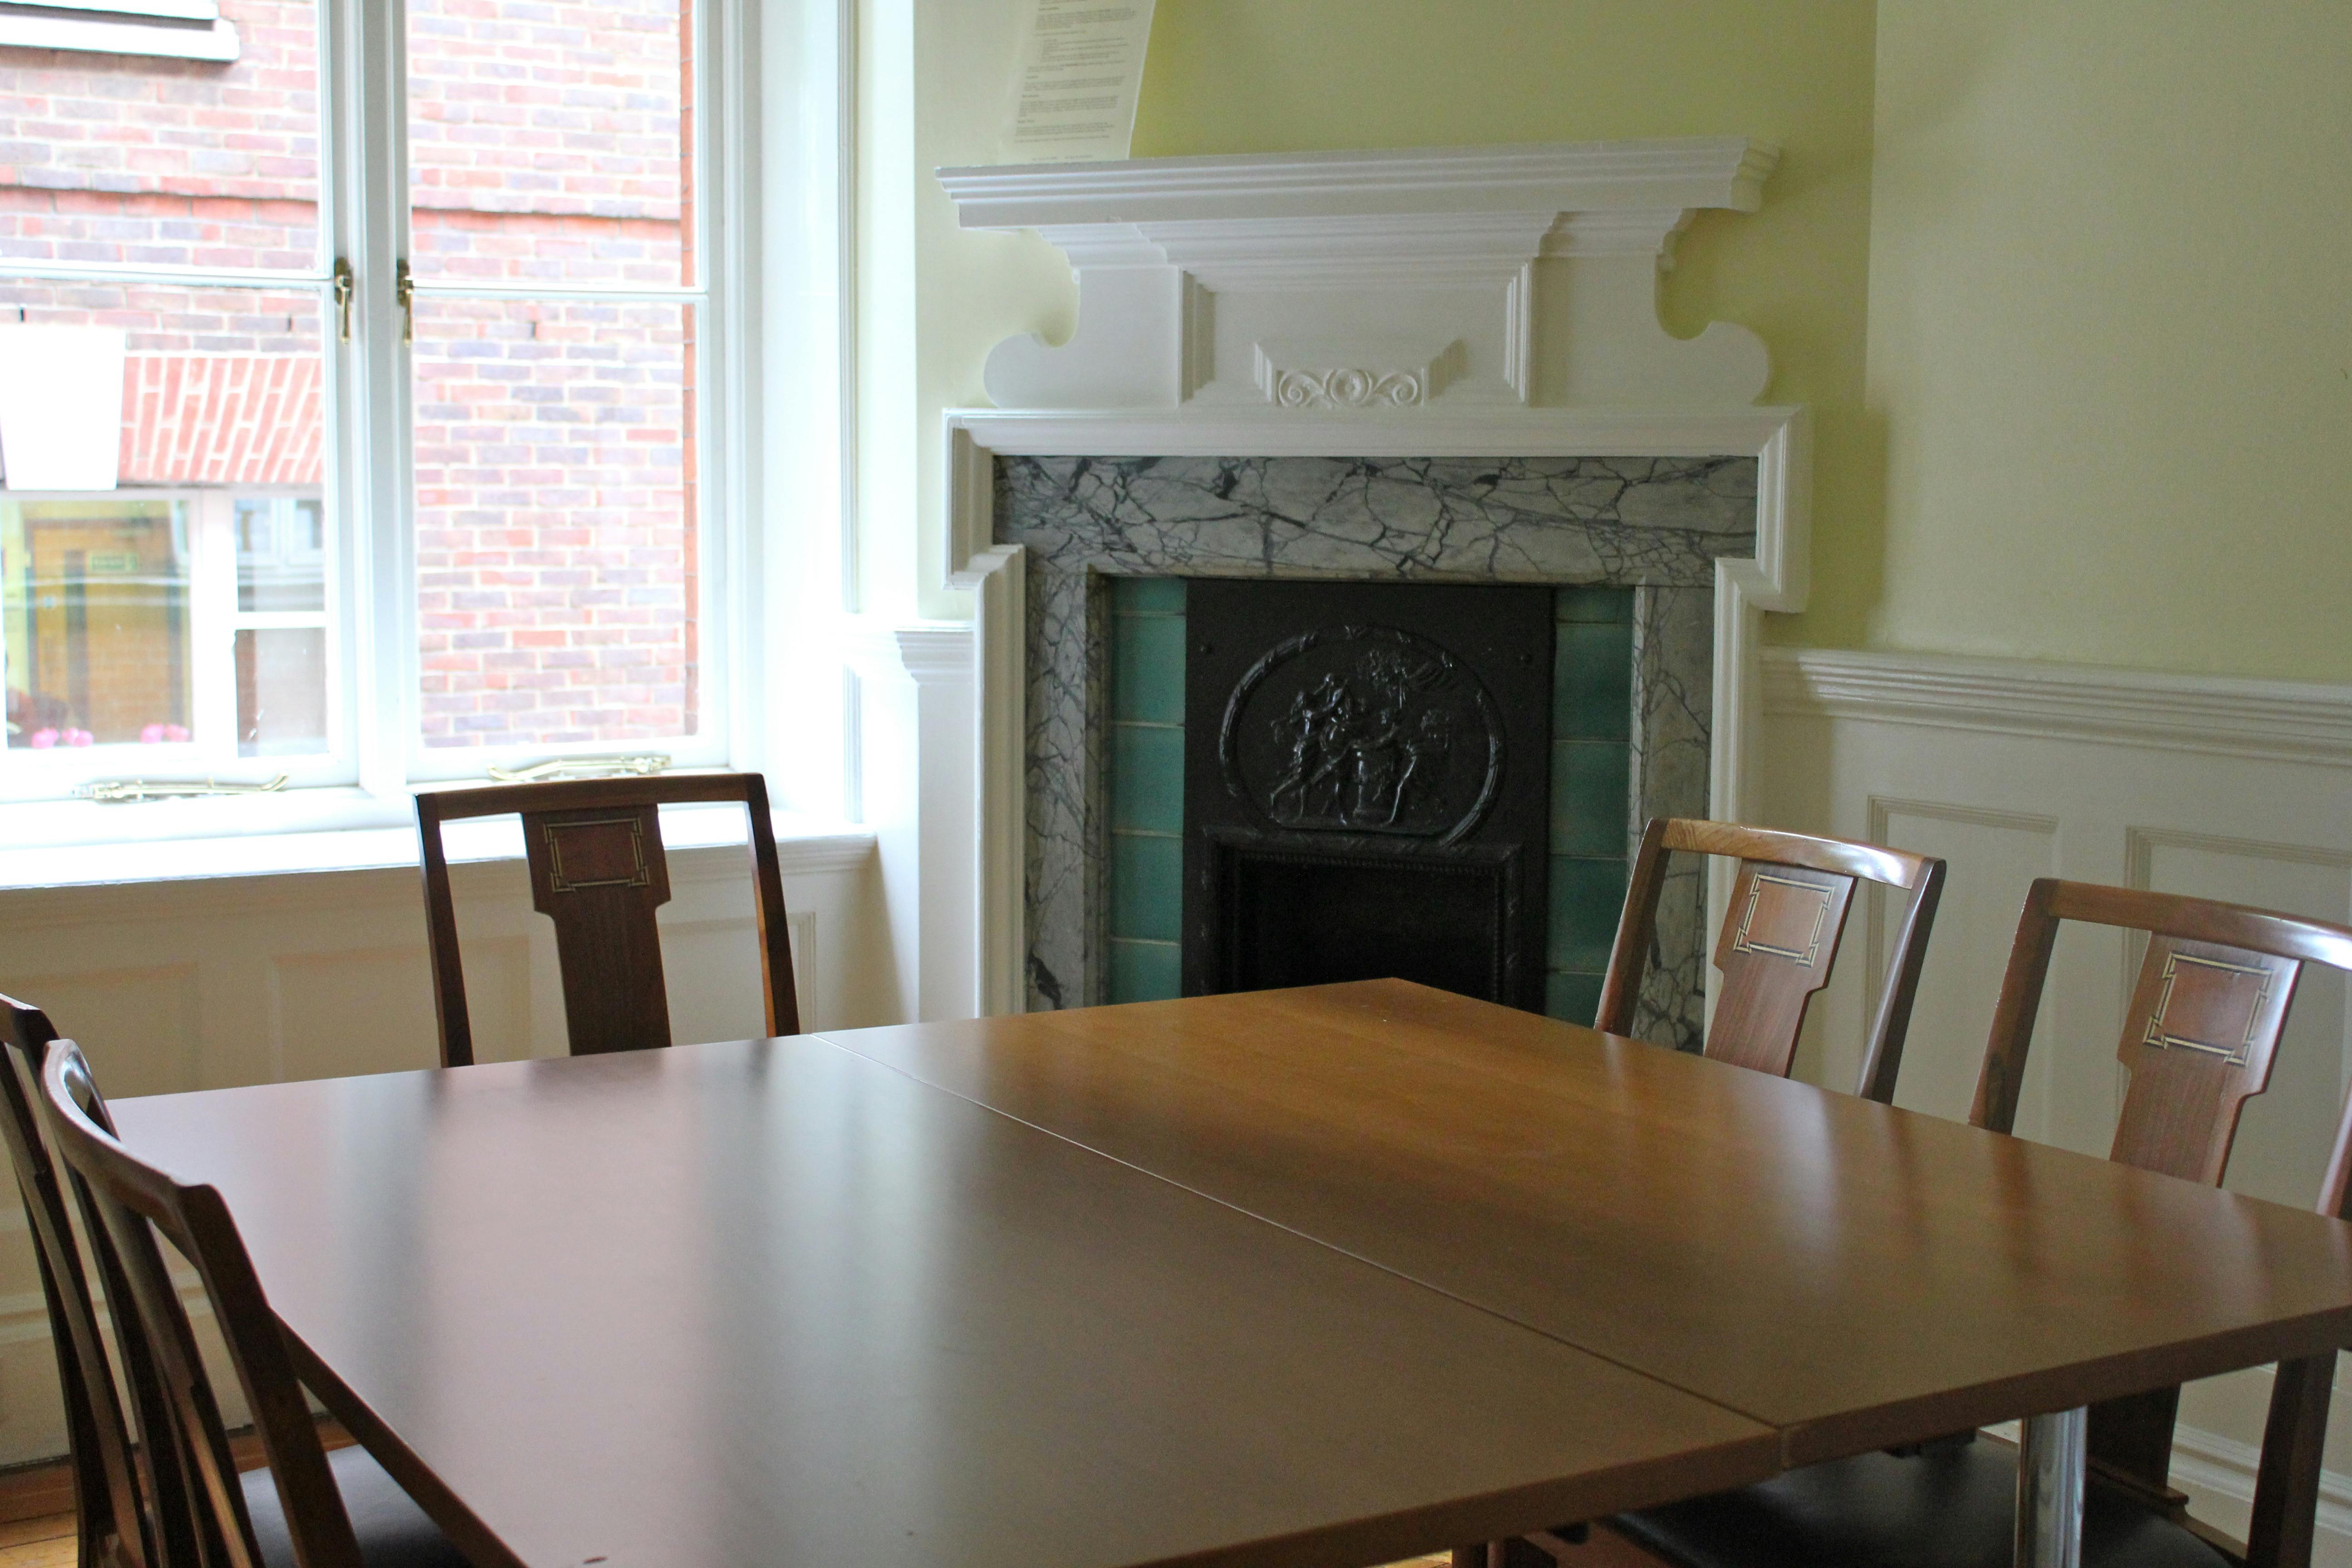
[412,295,697,749]
[0,1,324,270]
[235,627,327,756]
[0,284,332,762]
[237,496,325,612]
[2,497,191,749]
[406,0,693,289]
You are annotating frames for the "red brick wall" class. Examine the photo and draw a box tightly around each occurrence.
[0,0,696,751]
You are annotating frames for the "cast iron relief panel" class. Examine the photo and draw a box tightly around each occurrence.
[1182,581,1554,1009]
[1224,625,1504,842]
[997,453,1758,1047]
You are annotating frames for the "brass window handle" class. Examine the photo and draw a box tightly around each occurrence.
[79,774,290,804]
[396,259,414,344]
[332,257,354,342]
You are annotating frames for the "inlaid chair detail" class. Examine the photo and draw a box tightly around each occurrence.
[415,772,799,1066]
[1597,818,1946,1102]
[1611,880,2352,1568]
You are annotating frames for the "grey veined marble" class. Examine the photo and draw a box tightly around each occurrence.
[997,453,1758,1049]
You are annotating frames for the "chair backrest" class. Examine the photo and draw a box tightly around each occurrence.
[1595,818,1946,1101]
[0,997,160,1568]
[39,1039,366,1568]
[416,771,799,1066]
[1969,879,2352,1568]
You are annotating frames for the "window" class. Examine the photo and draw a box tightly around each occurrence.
[0,0,744,816]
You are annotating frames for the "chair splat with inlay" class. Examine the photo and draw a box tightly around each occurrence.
[1597,818,1943,1101]
[522,804,676,1057]
[1704,860,1859,1079]
[2112,936,2300,1184]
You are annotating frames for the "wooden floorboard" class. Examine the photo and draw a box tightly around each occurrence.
[0,1512,70,1568]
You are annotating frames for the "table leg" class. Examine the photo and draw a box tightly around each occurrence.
[2015,1406,2087,1568]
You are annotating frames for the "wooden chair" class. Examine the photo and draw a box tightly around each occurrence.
[415,772,799,1067]
[36,1038,474,1568]
[1597,818,1946,1102]
[1611,880,2352,1568]
[0,995,161,1568]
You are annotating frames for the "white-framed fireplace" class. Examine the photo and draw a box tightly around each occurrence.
[929,138,1811,1018]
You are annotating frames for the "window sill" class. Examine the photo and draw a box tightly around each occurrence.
[0,801,874,893]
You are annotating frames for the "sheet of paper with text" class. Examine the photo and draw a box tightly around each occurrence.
[1001,0,1157,163]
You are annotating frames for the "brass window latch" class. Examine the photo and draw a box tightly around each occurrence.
[332,258,354,342]
[485,754,671,784]
[79,774,291,804]
[396,259,414,344]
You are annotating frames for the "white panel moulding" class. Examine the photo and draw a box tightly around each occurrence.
[938,137,1780,412]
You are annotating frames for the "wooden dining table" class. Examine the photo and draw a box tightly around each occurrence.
[108,980,2352,1568]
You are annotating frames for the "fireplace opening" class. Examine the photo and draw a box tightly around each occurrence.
[1201,832,1526,1003]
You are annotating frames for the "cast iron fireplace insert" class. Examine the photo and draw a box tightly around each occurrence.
[1180,579,1555,1011]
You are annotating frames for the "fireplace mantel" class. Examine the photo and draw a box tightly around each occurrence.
[926,140,1809,1017]
[938,137,1782,412]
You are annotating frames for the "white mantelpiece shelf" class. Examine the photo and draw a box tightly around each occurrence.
[936,138,1779,229]
[938,137,1782,412]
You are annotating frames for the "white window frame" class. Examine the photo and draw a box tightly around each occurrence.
[0,0,811,849]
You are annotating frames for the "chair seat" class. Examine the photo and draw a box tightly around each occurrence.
[243,1445,473,1568]
[1612,1441,2233,1568]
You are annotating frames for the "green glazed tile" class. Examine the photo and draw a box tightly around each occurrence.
[1110,831,1183,943]
[1550,740,1630,857]
[1553,621,1634,741]
[1548,855,1629,971]
[1554,584,1632,625]
[1109,938,1183,1003]
[1109,724,1185,834]
[1112,611,1186,725]
[1545,970,1606,1028]
[1115,576,1187,615]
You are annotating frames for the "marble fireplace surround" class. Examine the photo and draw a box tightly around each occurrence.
[936,141,1813,1022]
[998,451,1753,1040]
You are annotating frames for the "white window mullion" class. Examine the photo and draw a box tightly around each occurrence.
[335,0,416,804]
[184,491,238,768]
[706,0,750,777]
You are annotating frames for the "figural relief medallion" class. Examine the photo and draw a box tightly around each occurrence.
[1217,624,1504,846]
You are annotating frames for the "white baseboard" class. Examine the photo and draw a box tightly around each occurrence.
[2172,1421,2352,1560]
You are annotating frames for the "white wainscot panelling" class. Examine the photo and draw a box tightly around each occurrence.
[0,828,881,1465]
[1763,646,2352,1562]
[1851,801,2056,1124]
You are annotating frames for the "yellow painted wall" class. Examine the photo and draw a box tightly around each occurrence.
[864,0,1073,620]
[1864,1,2352,680]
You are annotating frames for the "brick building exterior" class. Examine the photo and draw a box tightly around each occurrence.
[0,0,697,751]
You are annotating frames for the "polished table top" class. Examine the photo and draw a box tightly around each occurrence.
[109,981,2352,1568]
[818,981,2352,1464]
[112,1011,1777,1568]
